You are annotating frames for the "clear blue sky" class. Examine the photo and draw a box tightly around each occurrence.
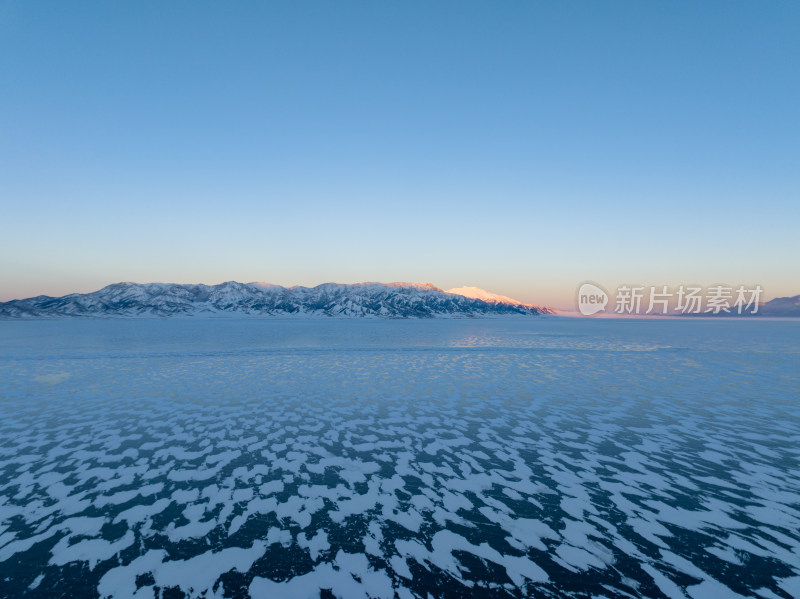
[1,1,798,307]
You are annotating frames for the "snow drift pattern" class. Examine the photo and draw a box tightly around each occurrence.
[0,319,798,598]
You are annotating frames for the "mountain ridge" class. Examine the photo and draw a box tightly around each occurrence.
[757,294,800,317]
[0,281,553,319]
[676,294,800,317]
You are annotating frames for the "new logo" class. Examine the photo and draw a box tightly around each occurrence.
[577,282,608,316]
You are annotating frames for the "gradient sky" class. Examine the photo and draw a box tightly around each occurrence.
[1,1,798,308]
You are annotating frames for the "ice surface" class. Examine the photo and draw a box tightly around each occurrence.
[0,318,798,598]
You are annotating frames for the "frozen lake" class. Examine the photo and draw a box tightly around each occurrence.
[0,318,798,598]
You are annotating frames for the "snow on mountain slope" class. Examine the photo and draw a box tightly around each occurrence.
[0,282,554,319]
[447,286,527,305]
[447,286,549,311]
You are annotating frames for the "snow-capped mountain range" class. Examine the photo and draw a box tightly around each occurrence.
[0,282,553,318]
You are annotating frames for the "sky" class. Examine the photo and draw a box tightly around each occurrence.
[1,1,798,309]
